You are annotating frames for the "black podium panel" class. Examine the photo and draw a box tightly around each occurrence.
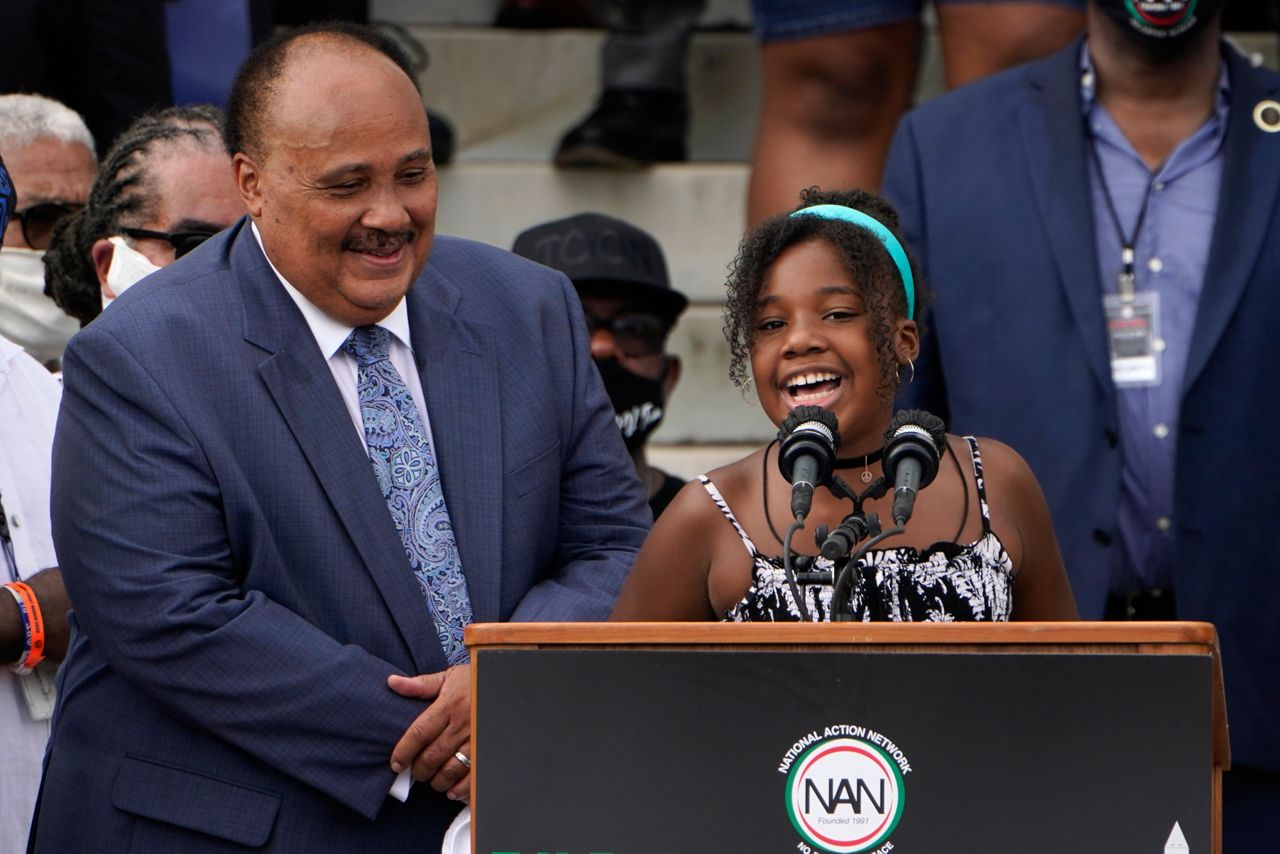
[475,650,1211,854]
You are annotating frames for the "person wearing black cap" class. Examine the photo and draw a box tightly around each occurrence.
[513,212,688,517]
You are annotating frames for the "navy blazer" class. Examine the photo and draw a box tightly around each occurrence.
[884,43,1280,780]
[31,221,650,851]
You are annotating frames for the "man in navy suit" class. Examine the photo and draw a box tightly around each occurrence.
[884,1,1278,848]
[30,23,649,852]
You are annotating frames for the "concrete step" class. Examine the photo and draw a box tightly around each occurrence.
[414,26,761,163]
[658,301,776,445]
[372,0,752,28]
[649,443,758,481]
[436,162,744,305]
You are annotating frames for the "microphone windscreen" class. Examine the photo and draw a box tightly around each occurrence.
[777,405,841,484]
[778,405,841,449]
[883,409,946,490]
[885,409,945,451]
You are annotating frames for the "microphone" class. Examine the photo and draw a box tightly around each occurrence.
[820,511,878,561]
[882,410,946,527]
[777,406,840,521]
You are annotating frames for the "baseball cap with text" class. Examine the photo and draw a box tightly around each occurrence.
[512,212,688,324]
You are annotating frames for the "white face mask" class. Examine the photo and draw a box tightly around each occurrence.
[0,247,79,365]
[102,235,162,310]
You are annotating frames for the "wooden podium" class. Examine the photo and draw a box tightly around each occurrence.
[468,622,1228,854]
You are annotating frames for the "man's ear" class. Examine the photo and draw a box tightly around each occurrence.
[233,152,265,218]
[90,238,116,298]
[662,354,681,401]
[895,319,920,365]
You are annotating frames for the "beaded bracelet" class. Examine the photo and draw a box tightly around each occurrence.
[4,581,45,674]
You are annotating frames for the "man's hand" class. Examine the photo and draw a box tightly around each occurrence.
[388,663,471,801]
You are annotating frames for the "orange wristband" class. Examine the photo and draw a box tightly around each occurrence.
[4,581,45,674]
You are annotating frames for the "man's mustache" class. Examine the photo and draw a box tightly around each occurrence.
[344,228,416,253]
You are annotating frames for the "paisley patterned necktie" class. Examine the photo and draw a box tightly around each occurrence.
[343,325,472,665]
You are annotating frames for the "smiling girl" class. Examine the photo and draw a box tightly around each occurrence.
[612,187,1077,622]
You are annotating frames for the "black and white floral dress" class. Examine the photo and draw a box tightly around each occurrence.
[704,437,1013,623]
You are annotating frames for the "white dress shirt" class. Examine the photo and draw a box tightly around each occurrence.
[0,334,62,854]
[250,224,437,450]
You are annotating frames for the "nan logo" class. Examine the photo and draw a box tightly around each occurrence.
[780,728,910,854]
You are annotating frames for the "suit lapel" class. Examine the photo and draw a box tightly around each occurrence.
[1183,48,1280,396]
[1019,43,1115,395]
[408,262,504,625]
[236,226,446,673]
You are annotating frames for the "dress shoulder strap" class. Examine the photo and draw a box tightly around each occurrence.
[963,436,993,536]
[696,475,760,559]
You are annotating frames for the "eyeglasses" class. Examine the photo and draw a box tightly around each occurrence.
[120,226,219,259]
[14,201,83,250]
[584,311,670,358]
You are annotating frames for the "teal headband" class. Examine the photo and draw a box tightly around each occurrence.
[789,204,916,320]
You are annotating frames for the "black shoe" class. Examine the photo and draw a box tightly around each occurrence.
[554,89,688,169]
[494,0,598,28]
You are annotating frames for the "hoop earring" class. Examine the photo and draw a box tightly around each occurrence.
[740,376,758,404]
[900,358,915,386]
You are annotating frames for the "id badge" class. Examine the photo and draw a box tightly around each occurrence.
[1104,290,1161,388]
[17,660,56,721]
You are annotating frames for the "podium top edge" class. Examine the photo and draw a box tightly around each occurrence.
[466,621,1218,648]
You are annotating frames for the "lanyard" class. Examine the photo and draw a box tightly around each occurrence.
[1085,124,1158,302]
[0,492,17,582]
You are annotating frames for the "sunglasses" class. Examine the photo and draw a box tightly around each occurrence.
[14,201,83,250]
[584,311,670,358]
[121,226,219,259]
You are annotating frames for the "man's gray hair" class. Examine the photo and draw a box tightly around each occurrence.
[0,93,95,155]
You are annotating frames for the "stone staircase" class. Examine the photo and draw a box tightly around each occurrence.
[372,2,1279,477]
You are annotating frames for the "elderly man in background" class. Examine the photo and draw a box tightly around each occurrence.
[0,94,94,368]
[43,104,244,327]
[0,156,70,854]
[30,21,647,853]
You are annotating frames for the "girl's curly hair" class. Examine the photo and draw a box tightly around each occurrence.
[722,187,927,404]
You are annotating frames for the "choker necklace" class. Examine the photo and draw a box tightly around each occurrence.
[833,447,885,483]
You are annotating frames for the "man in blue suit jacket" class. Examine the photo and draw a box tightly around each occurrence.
[30,23,649,852]
[884,2,1278,848]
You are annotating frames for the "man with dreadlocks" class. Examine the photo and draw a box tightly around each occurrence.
[44,104,244,327]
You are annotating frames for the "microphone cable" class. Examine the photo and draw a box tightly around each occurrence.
[782,516,811,622]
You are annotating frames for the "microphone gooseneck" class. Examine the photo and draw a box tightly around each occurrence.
[882,410,946,527]
[777,405,841,522]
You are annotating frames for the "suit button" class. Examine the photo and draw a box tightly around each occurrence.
[1104,429,1118,448]
[1093,528,1112,547]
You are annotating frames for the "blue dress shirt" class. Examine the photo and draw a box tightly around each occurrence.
[1080,43,1229,592]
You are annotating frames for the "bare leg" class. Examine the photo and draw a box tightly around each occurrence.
[746,22,920,227]
[936,3,1085,88]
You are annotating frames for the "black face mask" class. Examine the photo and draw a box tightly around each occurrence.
[596,358,667,454]
[1095,0,1222,49]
